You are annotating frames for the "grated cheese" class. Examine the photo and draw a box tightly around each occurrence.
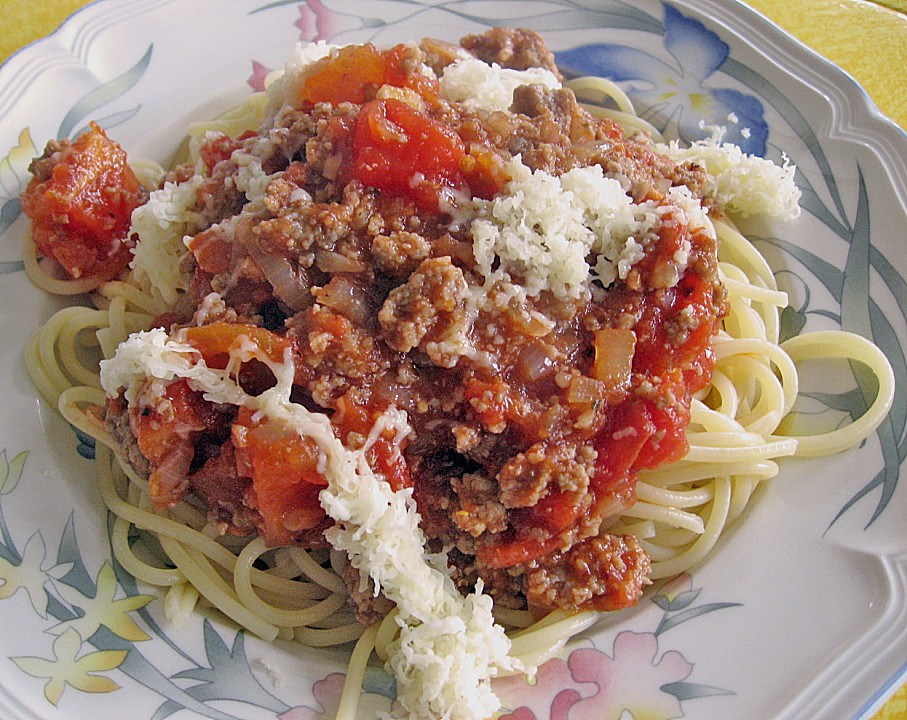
[129,174,205,305]
[470,156,671,300]
[230,147,271,205]
[656,137,801,220]
[323,409,520,720]
[439,57,560,113]
[99,327,246,407]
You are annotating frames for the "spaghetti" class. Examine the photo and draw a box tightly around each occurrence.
[21,28,895,720]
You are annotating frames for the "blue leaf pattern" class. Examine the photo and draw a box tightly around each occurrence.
[662,4,728,82]
[58,45,154,139]
[555,4,768,153]
[661,681,735,701]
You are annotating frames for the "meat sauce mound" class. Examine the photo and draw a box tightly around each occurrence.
[40,29,728,617]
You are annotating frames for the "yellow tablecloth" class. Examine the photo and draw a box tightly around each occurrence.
[1,1,905,718]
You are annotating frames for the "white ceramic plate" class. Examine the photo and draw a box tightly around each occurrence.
[0,2,905,719]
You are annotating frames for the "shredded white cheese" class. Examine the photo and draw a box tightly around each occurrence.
[323,412,519,719]
[439,57,561,113]
[657,138,801,220]
[129,174,205,305]
[99,327,245,406]
[470,156,677,300]
[99,330,520,720]
[230,148,271,205]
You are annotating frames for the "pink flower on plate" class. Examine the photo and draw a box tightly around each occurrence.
[278,673,345,720]
[295,0,340,43]
[495,656,590,720]
[248,61,272,92]
[570,632,693,720]
[247,2,371,90]
[496,631,693,720]
[279,671,392,719]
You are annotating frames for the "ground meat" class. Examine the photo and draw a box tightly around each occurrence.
[27,139,69,182]
[370,230,431,277]
[190,291,242,326]
[447,548,528,610]
[257,179,379,259]
[451,472,507,537]
[378,256,469,364]
[410,455,459,548]
[342,559,396,626]
[665,158,716,211]
[266,102,360,180]
[188,442,258,536]
[288,302,396,405]
[598,134,711,205]
[105,397,150,480]
[454,425,526,470]
[195,175,245,227]
[525,533,651,611]
[496,442,595,509]
[509,84,599,145]
[445,92,574,176]
[460,26,562,79]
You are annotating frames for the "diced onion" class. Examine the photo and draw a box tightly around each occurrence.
[316,275,371,326]
[253,250,310,311]
[567,375,607,405]
[517,341,556,381]
[315,249,366,274]
[592,328,635,389]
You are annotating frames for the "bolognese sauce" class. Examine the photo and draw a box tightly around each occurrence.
[36,29,727,619]
[21,122,145,281]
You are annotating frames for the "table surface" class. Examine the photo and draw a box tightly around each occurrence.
[1,1,905,719]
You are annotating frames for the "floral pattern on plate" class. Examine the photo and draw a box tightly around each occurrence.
[0,443,739,719]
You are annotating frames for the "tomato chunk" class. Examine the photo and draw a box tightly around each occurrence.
[21,122,144,280]
[197,130,256,173]
[131,379,221,509]
[478,534,554,570]
[296,43,439,107]
[332,392,412,491]
[186,228,232,275]
[382,44,440,103]
[298,44,388,106]
[479,470,588,570]
[232,407,328,546]
[179,323,295,369]
[528,489,584,534]
[351,98,467,211]
[134,379,218,463]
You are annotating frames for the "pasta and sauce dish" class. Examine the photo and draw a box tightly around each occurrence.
[19,28,895,720]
